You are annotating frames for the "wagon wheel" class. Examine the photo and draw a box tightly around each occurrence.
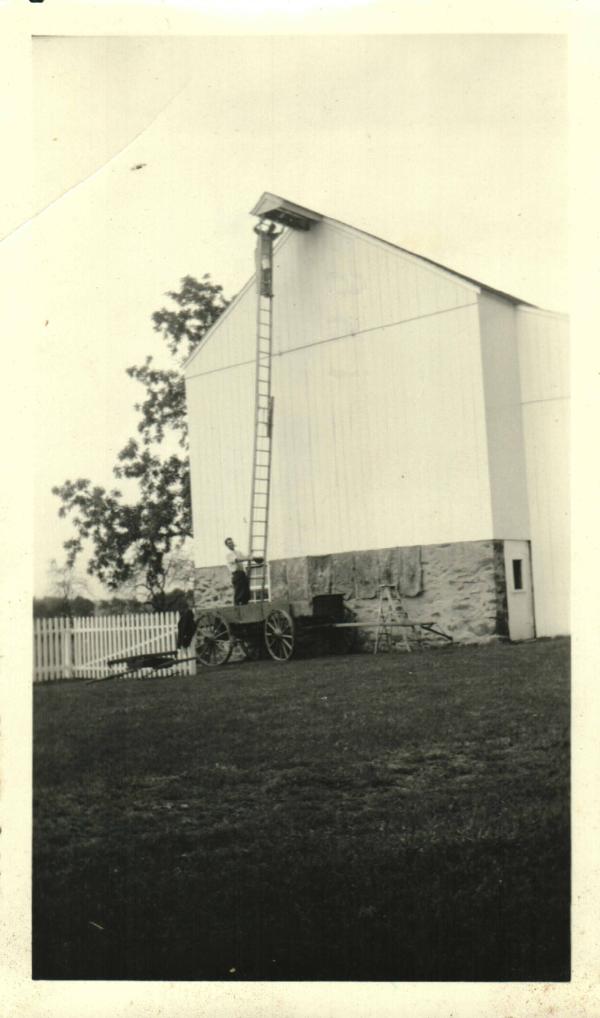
[195,611,233,667]
[264,608,295,662]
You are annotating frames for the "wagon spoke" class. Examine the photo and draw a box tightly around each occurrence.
[264,608,295,662]
[196,612,233,668]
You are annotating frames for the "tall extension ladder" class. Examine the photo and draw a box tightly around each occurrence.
[247,220,281,598]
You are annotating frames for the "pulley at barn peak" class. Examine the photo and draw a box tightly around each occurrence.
[250,192,323,231]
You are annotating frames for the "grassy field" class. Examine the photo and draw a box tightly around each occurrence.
[33,638,570,981]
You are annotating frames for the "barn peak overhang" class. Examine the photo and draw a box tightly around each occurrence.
[251,192,323,231]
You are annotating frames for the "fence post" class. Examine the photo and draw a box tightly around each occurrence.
[62,618,73,680]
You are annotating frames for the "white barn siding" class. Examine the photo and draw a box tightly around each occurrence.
[186,219,495,568]
[516,308,569,636]
[269,305,493,559]
[478,293,531,539]
[185,283,256,566]
[269,221,492,558]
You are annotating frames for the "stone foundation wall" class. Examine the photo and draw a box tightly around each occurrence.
[193,540,510,646]
[194,564,232,608]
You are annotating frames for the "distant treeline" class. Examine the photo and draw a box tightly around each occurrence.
[33,588,191,619]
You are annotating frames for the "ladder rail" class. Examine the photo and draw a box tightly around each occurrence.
[247,222,280,599]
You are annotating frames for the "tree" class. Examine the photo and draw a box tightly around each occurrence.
[53,275,229,610]
[33,595,95,619]
[44,559,91,617]
[109,545,196,611]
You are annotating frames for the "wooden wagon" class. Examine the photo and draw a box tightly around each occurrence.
[195,593,354,666]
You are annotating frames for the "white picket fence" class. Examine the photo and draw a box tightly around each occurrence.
[33,612,196,683]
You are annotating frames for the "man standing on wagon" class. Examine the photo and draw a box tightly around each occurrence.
[224,537,262,606]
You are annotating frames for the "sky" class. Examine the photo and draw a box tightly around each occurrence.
[29,33,567,597]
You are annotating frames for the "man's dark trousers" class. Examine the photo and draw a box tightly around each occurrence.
[233,570,250,605]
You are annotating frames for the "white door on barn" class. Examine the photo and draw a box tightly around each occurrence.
[503,540,535,641]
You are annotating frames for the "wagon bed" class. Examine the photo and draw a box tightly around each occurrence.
[196,594,351,665]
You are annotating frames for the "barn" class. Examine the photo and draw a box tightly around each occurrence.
[184,194,569,643]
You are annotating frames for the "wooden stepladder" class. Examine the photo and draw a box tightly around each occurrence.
[374,584,412,654]
[247,220,281,598]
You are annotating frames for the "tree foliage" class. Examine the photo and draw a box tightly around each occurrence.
[33,596,95,619]
[53,275,229,610]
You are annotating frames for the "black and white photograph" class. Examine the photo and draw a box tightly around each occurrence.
[4,8,595,1014]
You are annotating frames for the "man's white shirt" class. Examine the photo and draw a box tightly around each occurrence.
[226,546,247,574]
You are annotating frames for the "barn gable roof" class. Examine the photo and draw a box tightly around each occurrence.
[251,192,536,307]
[184,193,536,374]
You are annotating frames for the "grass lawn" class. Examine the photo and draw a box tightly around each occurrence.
[33,638,570,981]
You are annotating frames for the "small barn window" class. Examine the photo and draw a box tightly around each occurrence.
[512,559,524,591]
